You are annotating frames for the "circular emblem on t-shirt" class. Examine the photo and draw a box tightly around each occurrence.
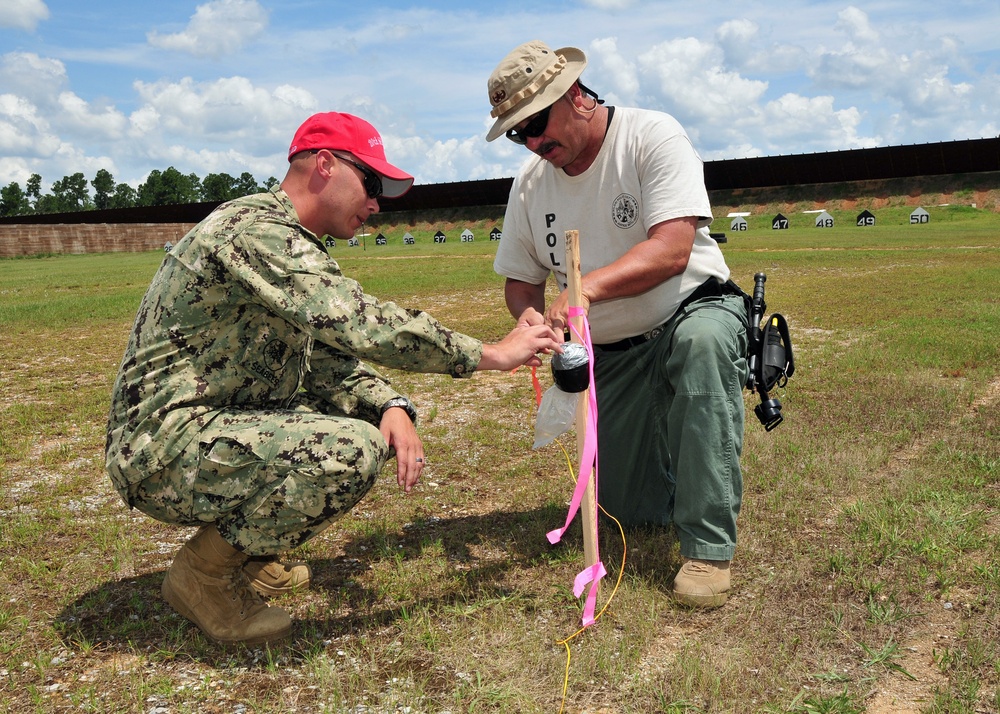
[612,193,639,229]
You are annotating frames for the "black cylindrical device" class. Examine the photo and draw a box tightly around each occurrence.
[551,342,590,393]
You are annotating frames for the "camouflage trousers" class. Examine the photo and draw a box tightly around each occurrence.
[127,405,389,555]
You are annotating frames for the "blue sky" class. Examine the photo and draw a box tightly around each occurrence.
[2,0,998,193]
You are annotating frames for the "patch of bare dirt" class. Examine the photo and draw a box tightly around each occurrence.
[862,376,1000,712]
[864,609,955,713]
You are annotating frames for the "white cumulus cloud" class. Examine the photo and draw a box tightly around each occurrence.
[131,76,314,140]
[835,6,880,46]
[586,37,640,106]
[582,0,637,9]
[57,93,129,140]
[715,19,759,67]
[0,0,49,31]
[125,75,321,177]
[758,94,875,152]
[0,93,61,158]
[0,52,68,100]
[147,0,269,58]
[638,38,769,130]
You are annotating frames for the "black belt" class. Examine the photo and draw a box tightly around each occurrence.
[593,278,737,352]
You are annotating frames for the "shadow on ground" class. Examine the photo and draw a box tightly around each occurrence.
[54,505,680,663]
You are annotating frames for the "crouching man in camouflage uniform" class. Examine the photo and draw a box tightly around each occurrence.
[105,112,561,645]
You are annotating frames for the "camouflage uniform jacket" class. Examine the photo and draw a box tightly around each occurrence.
[106,187,483,489]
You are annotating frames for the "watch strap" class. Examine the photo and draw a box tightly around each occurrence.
[380,397,417,423]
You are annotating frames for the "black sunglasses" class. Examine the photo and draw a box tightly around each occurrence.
[505,103,554,145]
[505,83,605,145]
[333,153,383,199]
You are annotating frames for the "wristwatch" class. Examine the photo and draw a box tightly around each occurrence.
[380,396,417,423]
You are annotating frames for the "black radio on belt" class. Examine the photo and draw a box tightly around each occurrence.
[744,272,795,431]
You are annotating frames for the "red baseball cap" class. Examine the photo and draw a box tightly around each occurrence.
[288,112,414,198]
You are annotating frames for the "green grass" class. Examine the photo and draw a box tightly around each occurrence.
[0,252,157,329]
[0,208,998,712]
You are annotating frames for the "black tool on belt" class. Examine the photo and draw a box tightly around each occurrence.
[590,273,795,430]
[743,272,795,431]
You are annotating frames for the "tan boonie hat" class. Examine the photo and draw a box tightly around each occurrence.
[485,40,587,142]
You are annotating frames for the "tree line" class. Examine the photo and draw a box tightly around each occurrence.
[0,168,279,217]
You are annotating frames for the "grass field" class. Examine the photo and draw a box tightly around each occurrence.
[1,206,998,713]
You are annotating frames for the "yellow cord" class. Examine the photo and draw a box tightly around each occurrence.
[524,366,627,713]
[551,437,627,714]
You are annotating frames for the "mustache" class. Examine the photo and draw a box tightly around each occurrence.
[536,140,560,156]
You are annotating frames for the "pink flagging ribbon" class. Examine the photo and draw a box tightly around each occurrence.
[546,307,605,626]
[574,561,607,626]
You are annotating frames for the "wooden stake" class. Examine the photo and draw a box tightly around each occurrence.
[564,230,599,575]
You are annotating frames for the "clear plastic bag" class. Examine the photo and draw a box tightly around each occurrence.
[532,385,580,449]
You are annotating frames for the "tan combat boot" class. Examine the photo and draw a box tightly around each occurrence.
[672,557,731,608]
[244,556,312,597]
[162,525,292,645]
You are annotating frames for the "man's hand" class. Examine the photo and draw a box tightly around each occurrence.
[478,323,562,371]
[544,288,590,338]
[516,306,546,329]
[379,408,424,493]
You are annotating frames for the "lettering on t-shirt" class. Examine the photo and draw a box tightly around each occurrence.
[544,212,561,267]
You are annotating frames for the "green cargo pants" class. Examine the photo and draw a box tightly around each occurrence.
[125,403,389,555]
[592,293,748,561]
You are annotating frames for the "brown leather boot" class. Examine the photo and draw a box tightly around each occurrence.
[162,525,292,645]
[672,558,731,608]
[244,556,312,597]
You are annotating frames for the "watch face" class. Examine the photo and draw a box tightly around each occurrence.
[383,398,416,421]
